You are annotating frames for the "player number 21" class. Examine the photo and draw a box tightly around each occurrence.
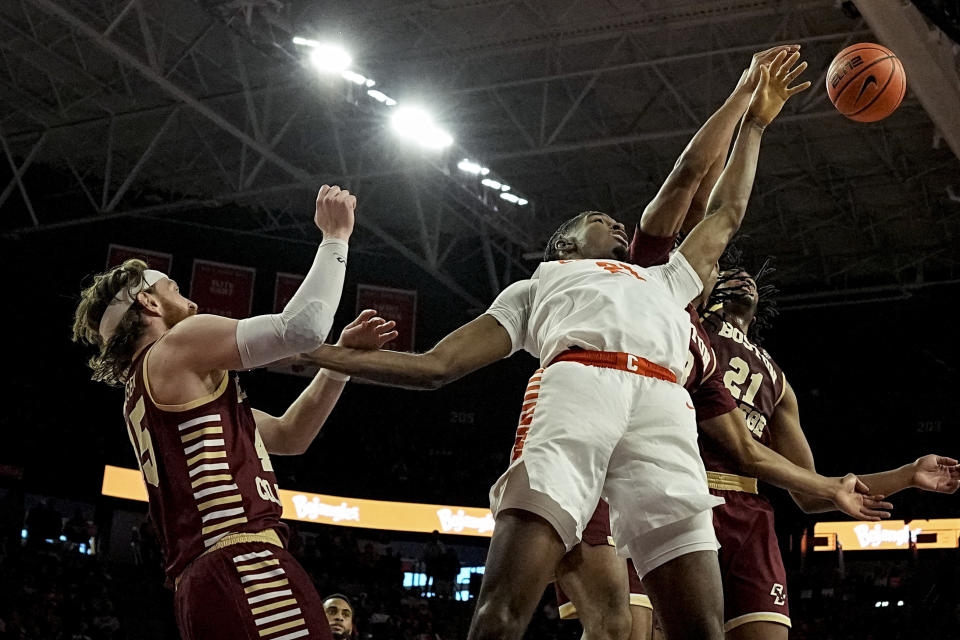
[723,356,763,405]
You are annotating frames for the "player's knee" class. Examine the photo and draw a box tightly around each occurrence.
[593,605,632,640]
[674,606,723,640]
[468,601,525,640]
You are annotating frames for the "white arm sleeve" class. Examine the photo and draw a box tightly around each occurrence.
[235,238,348,369]
[648,251,703,306]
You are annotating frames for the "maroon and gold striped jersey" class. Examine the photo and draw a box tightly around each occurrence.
[699,313,786,474]
[122,342,287,581]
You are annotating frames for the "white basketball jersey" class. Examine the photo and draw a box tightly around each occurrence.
[485,253,702,379]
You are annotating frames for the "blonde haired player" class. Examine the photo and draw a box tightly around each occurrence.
[72,185,397,640]
[302,52,812,640]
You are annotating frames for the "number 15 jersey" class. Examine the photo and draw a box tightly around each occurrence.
[122,342,287,583]
[699,313,786,474]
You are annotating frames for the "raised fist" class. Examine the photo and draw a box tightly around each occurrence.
[315,184,356,241]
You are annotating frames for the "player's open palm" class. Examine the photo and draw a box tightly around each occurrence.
[338,309,398,350]
[747,50,811,126]
[834,473,893,521]
[911,455,960,494]
[739,44,800,93]
[314,184,356,241]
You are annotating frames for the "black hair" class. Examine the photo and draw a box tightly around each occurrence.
[542,211,598,262]
[704,245,779,344]
[323,593,354,613]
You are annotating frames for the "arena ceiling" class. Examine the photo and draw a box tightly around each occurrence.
[1,0,958,308]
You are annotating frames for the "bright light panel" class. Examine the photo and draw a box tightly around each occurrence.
[367,90,397,106]
[458,159,489,175]
[292,36,320,47]
[309,44,352,74]
[342,70,369,85]
[481,178,502,190]
[391,107,453,149]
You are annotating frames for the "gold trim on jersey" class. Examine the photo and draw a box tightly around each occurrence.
[724,612,791,631]
[558,601,577,620]
[186,450,227,466]
[175,529,283,591]
[190,473,233,489]
[142,346,230,413]
[629,594,652,610]
[251,598,297,615]
[197,494,243,511]
[776,373,788,406]
[244,578,290,594]
[181,426,223,443]
[237,558,280,572]
[706,471,758,494]
[202,516,249,536]
[703,350,718,381]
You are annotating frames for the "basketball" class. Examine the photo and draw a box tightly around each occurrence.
[826,43,906,122]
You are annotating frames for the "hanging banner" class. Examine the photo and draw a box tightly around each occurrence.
[274,273,305,313]
[101,465,494,537]
[813,519,960,551]
[189,259,256,319]
[107,244,172,273]
[356,285,418,352]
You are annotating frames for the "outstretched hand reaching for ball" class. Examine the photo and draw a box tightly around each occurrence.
[833,474,894,521]
[910,455,960,494]
[747,50,811,126]
[337,309,399,350]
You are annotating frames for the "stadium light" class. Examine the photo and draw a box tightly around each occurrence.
[309,44,352,74]
[481,178,502,190]
[390,107,453,149]
[367,90,397,106]
[457,159,490,175]
[292,36,319,47]
[342,70,370,85]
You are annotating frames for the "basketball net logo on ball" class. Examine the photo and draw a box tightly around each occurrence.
[827,43,906,122]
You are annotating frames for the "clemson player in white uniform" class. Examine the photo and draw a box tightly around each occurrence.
[302,52,812,640]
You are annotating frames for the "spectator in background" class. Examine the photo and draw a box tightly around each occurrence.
[421,531,445,596]
[64,510,89,549]
[378,547,403,588]
[25,499,61,546]
[434,546,460,599]
[324,594,355,640]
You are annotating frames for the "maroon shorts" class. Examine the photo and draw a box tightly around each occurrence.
[582,500,613,546]
[175,540,332,640]
[712,488,790,631]
[556,501,651,619]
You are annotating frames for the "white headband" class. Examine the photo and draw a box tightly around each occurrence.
[98,269,168,342]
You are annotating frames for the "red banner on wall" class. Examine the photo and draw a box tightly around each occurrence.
[106,244,172,273]
[274,272,305,313]
[189,260,256,319]
[356,285,417,352]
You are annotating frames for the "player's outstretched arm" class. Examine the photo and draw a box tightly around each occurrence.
[638,45,798,238]
[303,314,513,390]
[700,410,891,520]
[677,51,810,290]
[843,455,960,498]
[161,185,354,375]
[255,310,397,455]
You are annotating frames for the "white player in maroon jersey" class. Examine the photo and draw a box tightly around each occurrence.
[72,185,397,640]
[302,51,816,640]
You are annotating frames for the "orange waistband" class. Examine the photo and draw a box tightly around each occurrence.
[548,350,677,384]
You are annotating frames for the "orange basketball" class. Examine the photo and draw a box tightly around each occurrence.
[826,43,906,122]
